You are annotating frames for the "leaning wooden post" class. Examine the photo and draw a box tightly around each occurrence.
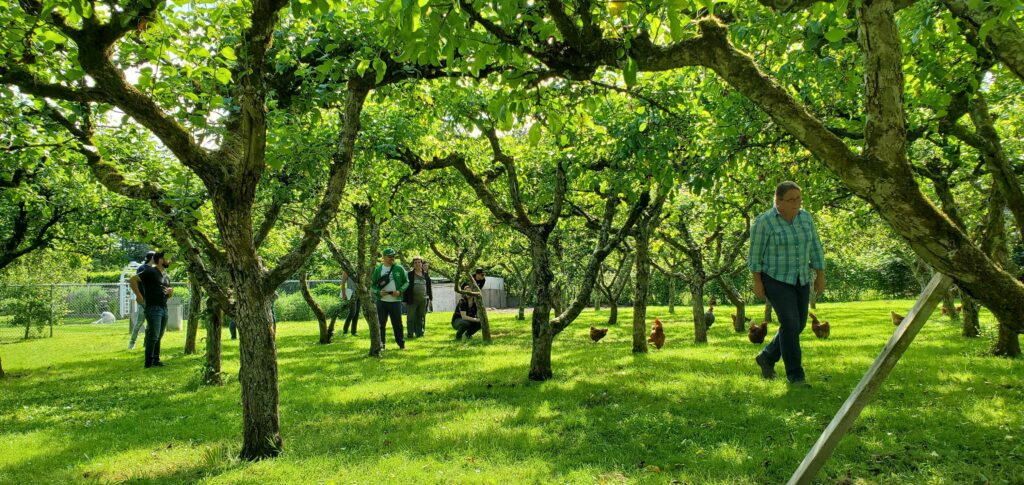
[787,272,953,485]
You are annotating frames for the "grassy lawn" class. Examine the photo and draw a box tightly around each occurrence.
[1,300,1022,484]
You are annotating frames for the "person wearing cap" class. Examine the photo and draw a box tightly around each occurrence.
[472,267,487,290]
[371,248,409,349]
[403,257,432,339]
[127,251,156,350]
[138,251,173,368]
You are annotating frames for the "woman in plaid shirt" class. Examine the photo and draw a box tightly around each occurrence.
[749,181,826,387]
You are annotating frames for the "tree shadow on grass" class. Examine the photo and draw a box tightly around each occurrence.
[1,306,1021,484]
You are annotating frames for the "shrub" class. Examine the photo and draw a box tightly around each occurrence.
[274,290,347,322]
[85,271,122,283]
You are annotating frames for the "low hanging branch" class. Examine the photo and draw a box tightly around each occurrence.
[430,242,491,342]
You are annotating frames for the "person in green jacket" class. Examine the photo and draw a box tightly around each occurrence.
[371,248,409,350]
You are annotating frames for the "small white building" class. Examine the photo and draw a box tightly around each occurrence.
[431,277,506,312]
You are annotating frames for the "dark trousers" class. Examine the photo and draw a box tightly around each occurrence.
[143,305,167,366]
[452,318,481,339]
[343,298,360,335]
[228,318,237,340]
[759,274,810,382]
[406,297,427,338]
[376,300,404,347]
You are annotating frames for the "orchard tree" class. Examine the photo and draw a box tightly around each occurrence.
[403,0,1024,338]
[0,0,502,458]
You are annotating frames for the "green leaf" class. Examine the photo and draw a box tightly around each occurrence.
[220,46,236,60]
[214,67,232,85]
[824,28,846,43]
[624,57,637,87]
[40,31,66,44]
[372,58,387,85]
[527,122,542,146]
[356,59,370,77]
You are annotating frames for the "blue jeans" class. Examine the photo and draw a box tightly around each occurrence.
[143,305,168,366]
[376,300,404,348]
[129,303,146,347]
[758,274,810,382]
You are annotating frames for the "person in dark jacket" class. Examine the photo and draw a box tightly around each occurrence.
[472,267,487,290]
[451,283,482,340]
[138,252,173,368]
[403,257,432,338]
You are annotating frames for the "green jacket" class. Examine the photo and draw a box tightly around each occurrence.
[371,263,409,301]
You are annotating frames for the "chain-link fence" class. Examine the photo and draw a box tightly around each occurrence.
[0,280,346,343]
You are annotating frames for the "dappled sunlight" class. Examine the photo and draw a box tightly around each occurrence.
[1,301,1022,483]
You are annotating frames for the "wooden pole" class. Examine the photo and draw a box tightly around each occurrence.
[787,272,953,485]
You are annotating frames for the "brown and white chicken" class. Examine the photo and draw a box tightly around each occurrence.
[648,318,666,349]
[748,320,769,344]
[810,311,830,339]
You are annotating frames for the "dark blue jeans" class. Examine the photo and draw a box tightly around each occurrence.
[143,305,167,367]
[376,300,404,348]
[759,274,810,382]
[343,297,359,335]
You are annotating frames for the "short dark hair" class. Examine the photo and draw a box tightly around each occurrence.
[144,251,156,263]
[152,251,166,265]
[775,181,801,200]
[474,267,485,274]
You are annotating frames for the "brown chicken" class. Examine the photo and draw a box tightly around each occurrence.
[590,326,609,343]
[956,304,963,312]
[891,311,904,326]
[941,306,950,316]
[648,318,666,349]
[810,312,830,339]
[748,320,769,344]
[731,314,752,328]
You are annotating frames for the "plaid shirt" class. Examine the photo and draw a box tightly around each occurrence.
[747,207,825,286]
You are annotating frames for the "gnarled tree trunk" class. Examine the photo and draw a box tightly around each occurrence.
[691,283,708,344]
[717,275,747,333]
[528,235,557,380]
[961,295,981,338]
[667,277,676,314]
[354,205,383,357]
[942,290,960,322]
[300,272,332,344]
[184,274,202,355]
[234,286,281,459]
[632,226,652,353]
[203,298,223,386]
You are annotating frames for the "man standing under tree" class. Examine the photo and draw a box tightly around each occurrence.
[127,251,156,350]
[137,252,173,368]
[371,248,408,350]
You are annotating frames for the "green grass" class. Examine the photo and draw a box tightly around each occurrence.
[1,301,1022,484]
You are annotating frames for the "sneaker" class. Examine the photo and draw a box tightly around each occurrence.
[755,354,776,380]
[789,379,811,389]
[128,342,136,351]
[153,362,166,367]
